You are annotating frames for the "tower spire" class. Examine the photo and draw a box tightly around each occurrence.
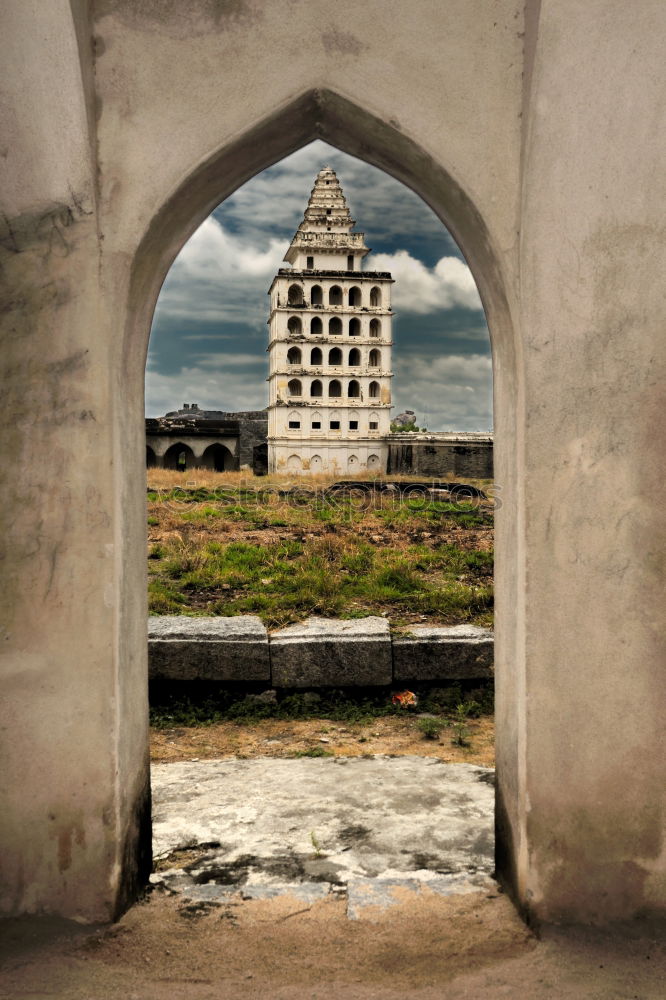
[283,167,369,268]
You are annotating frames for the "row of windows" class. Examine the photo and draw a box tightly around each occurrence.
[286,378,383,399]
[287,418,380,431]
[286,346,382,367]
[286,316,382,337]
[286,453,382,471]
[285,284,383,308]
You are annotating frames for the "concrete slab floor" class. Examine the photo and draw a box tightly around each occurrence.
[150,756,496,915]
[3,759,663,998]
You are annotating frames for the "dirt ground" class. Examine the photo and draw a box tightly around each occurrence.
[150,715,495,767]
[2,891,665,1000]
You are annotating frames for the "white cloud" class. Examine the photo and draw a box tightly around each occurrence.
[145,364,267,417]
[392,353,493,432]
[153,217,285,326]
[369,250,482,313]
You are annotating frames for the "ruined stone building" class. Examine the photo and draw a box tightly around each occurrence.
[267,167,393,474]
[146,405,268,474]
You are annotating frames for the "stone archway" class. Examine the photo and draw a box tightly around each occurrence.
[201,442,236,472]
[162,442,196,471]
[4,3,663,927]
[119,89,521,922]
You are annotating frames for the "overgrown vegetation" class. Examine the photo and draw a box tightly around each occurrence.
[149,681,494,729]
[146,474,494,629]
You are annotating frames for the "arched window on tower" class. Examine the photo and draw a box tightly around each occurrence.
[348,286,361,307]
[348,379,360,398]
[288,284,304,306]
[311,284,323,305]
[287,346,302,365]
[311,410,322,430]
[310,379,323,397]
[348,347,361,366]
[310,316,323,336]
[328,347,342,365]
[310,347,322,365]
[329,379,342,398]
[349,317,361,337]
[369,318,380,338]
[288,316,302,335]
[370,286,381,307]
[329,285,343,306]
[287,378,302,397]
[368,381,380,398]
[287,410,301,430]
[369,348,381,367]
[329,317,342,336]
[368,411,380,431]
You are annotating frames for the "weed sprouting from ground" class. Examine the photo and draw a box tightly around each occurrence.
[149,682,494,730]
[417,717,446,741]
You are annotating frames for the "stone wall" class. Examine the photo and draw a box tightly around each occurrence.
[387,433,493,480]
[146,409,268,473]
[148,616,494,686]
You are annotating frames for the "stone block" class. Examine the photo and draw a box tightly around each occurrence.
[148,615,270,681]
[392,625,494,682]
[270,616,392,688]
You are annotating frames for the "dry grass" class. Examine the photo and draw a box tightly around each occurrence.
[147,467,493,492]
[146,474,494,628]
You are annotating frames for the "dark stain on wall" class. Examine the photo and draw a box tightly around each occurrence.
[388,436,494,479]
[94,0,262,36]
[113,763,152,920]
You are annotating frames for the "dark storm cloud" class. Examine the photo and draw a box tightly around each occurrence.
[146,140,492,429]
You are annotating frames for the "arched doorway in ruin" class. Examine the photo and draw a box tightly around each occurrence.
[121,89,518,921]
[162,442,196,471]
[201,442,236,472]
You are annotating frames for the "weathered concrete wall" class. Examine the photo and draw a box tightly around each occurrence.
[1,0,664,926]
[388,434,494,480]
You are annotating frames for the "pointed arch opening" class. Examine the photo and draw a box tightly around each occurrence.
[163,442,196,471]
[287,346,302,365]
[201,442,236,471]
[348,347,361,366]
[287,284,304,306]
[328,346,343,365]
[310,347,323,365]
[128,86,517,921]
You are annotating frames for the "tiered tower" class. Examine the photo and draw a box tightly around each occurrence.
[267,167,394,474]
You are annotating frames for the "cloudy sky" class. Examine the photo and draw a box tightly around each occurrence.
[146,140,492,430]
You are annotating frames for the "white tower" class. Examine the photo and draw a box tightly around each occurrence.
[267,167,394,475]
